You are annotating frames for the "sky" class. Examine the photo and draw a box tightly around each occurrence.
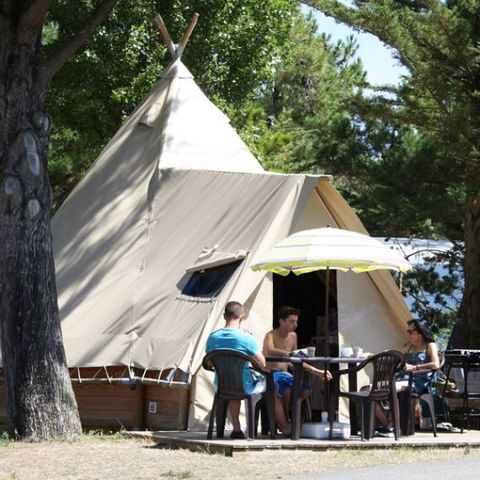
[311,10,408,85]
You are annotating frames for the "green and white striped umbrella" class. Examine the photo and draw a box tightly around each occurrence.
[250,227,412,275]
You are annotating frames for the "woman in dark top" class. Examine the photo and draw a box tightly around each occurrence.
[376,318,440,436]
[400,318,440,394]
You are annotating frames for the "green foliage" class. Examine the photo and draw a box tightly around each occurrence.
[237,13,368,177]
[304,0,479,238]
[46,0,296,209]
[402,249,463,340]
[337,122,463,238]
[304,0,480,341]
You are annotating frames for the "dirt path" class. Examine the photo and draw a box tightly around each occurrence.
[0,436,479,480]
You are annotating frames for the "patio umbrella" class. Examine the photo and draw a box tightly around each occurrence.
[250,227,412,330]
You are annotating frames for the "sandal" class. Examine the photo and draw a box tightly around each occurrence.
[230,430,246,439]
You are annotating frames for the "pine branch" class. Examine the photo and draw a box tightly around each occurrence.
[301,0,391,45]
[43,0,119,82]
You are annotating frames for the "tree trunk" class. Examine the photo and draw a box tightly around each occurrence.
[0,23,81,440]
[461,143,480,348]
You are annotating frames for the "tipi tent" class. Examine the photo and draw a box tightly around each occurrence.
[0,17,412,431]
[52,166,411,430]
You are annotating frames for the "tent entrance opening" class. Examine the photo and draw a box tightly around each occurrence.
[272,271,338,356]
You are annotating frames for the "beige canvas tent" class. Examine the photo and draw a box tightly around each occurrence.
[0,19,412,430]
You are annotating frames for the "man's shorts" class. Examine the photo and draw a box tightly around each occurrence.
[273,371,310,397]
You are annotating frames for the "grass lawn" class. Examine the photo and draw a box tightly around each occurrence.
[0,432,479,479]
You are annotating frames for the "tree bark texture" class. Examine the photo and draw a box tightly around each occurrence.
[0,8,82,440]
[462,141,480,348]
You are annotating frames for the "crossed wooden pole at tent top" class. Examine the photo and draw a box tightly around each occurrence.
[154,12,199,59]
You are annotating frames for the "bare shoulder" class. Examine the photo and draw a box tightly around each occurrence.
[263,329,275,349]
[287,331,297,347]
[264,329,275,339]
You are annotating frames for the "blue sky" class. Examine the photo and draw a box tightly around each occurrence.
[311,10,408,85]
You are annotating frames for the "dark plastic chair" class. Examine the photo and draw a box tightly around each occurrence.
[442,351,480,432]
[328,350,405,440]
[202,349,276,439]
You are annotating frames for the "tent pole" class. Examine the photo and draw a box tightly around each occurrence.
[154,13,176,57]
[178,13,199,56]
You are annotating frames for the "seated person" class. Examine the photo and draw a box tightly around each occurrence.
[375,318,440,436]
[263,305,332,435]
[206,300,267,439]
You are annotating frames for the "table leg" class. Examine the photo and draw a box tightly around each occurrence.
[323,363,331,418]
[291,363,303,440]
[348,363,359,436]
[398,389,413,436]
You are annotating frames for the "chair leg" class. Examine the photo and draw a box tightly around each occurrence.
[420,393,437,437]
[364,400,374,440]
[303,396,313,423]
[359,402,366,441]
[397,389,413,436]
[390,392,401,440]
[461,395,467,433]
[246,394,263,439]
[216,399,228,438]
[245,397,255,439]
[207,398,216,440]
[255,397,265,437]
[408,396,417,435]
[442,398,451,425]
[263,391,277,439]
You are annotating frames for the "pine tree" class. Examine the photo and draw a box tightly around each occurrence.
[305,0,480,346]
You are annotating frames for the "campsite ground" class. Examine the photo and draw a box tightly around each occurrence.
[0,433,479,480]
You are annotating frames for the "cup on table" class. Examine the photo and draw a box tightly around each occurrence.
[307,346,316,357]
[341,347,353,357]
[353,346,363,358]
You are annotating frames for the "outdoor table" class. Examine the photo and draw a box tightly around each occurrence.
[266,355,364,440]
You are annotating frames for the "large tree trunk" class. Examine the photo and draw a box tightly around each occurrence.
[0,15,81,440]
[461,143,480,348]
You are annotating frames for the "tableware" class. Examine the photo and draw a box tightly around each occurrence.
[307,346,316,357]
[353,346,363,358]
[341,347,353,357]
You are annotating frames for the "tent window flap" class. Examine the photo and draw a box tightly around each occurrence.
[185,249,248,273]
[181,261,242,299]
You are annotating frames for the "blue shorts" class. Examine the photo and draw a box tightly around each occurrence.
[273,371,310,397]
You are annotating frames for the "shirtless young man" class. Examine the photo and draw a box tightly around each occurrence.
[263,306,332,435]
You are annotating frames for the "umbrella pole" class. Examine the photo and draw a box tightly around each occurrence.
[323,267,332,413]
[325,267,330,335]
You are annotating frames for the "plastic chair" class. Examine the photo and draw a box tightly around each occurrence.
[442,351,480,432]
[202,349,276,439]
[328,350,405,440]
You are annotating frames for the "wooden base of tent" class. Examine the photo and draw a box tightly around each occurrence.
[0,369,190,431]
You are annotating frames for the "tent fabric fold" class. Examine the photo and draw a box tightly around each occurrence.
[54,168,318,374]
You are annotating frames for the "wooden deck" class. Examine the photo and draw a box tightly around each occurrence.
[129,429,480,456]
